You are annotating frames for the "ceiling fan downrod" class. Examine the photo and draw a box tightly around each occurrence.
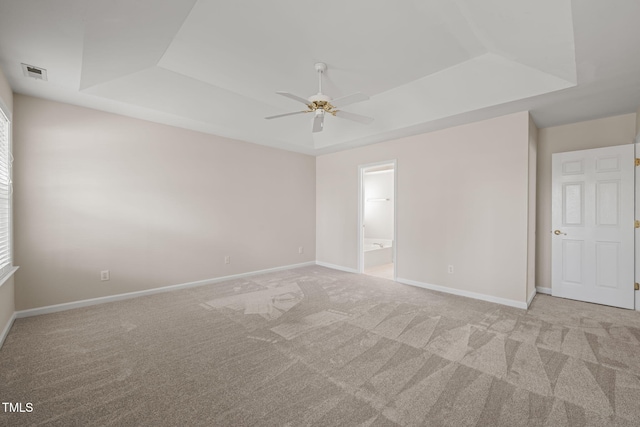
[315,62,326,95]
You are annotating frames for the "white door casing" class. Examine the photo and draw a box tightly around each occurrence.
[551,145,634,309]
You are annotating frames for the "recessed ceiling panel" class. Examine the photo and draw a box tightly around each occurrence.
[83,54,574,152]
[157,0,479,106]
[454,0,576,83]
[80,0,197,90]
[82,66,317,150]
[572,0,640,82]
[310,53,575,149]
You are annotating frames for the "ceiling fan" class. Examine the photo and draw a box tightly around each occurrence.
[265,62,373,133]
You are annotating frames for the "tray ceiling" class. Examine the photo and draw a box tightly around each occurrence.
[1,0,639,154]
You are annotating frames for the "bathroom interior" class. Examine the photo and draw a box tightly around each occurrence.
[363,164,395,280]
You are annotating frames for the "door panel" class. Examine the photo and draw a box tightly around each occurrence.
[552,145,634,309]
[563,183,583,225]
[561,240,583,284]
[596,180,619,225]
[595,242,618,288]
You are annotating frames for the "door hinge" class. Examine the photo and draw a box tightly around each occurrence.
[636,220,640,229]
[636,158,640,166]
[635,283,639,291]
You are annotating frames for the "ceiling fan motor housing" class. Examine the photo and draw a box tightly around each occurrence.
[308,93,331,103]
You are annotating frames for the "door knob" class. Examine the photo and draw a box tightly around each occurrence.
[553,230,567,235]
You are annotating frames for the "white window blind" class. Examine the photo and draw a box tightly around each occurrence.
[0,107,11,278]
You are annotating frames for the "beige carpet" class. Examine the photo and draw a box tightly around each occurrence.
[1,265,640,426]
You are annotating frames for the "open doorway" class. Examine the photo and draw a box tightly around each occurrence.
[358,160,397,280]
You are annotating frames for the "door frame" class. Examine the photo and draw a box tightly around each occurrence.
[358,159,397,280]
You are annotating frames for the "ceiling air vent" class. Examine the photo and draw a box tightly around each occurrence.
[21,63,47,81]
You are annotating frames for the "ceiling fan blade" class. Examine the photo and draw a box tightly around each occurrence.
[331,92,369,108]
[312,113,324,133]
[276,91,310,106]
[335,110,374,125]
[265,111,308,120]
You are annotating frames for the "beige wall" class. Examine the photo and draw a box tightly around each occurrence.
[536,113,637,290]
[13,95,316,310]
[317,111,532,304]
[0,65,14,342]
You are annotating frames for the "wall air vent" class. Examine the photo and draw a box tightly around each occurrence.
[21,63,47,81]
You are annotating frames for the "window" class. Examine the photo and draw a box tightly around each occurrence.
[0,106,12,279]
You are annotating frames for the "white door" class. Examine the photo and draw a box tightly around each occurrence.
[552,145,635,309]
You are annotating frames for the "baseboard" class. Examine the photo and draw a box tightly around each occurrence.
[396,277,528,310]
[315,261,358,274]
[527,288,537,308]
[15,261,316,319]
[536,286,552,295]
[0,312,16,349]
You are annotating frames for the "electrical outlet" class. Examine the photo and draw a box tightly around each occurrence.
[100,270,110,281]
[447,265,454,274]
[224,255,230,264]
[298,246,304,254]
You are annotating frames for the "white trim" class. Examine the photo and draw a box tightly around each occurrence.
[358,165,364,273]
[536,286,552,295]
[396,277,528,310]
[0,107,12,282]
[392,162,397,281]
[0,312,16,349]
[527,288,537,307]
[0,97,11,121]
[15,262,315,319]
[0,266,18,289]
[315,261,358,274]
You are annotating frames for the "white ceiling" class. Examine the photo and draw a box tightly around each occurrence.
[0,0,639,155]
